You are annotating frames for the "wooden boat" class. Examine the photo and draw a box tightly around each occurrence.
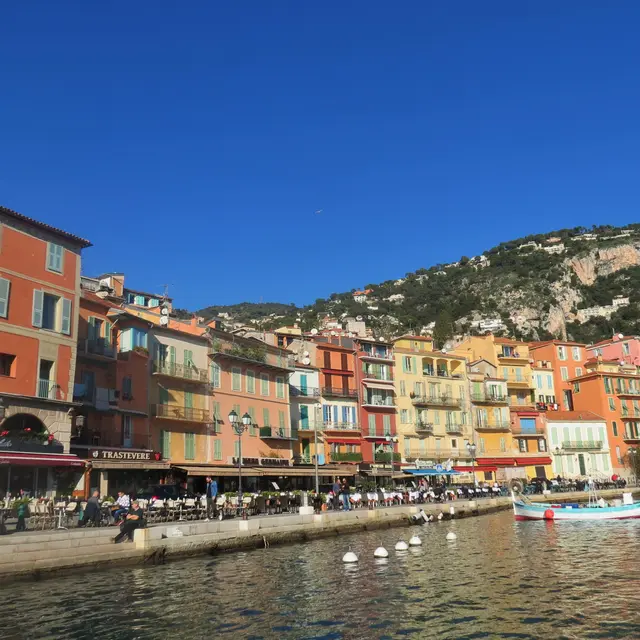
[512,489,640,521]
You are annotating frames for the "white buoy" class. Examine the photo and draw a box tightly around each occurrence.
[437,512,443,520]
[395,540,409,551]
[374,546,389,558]
[449,506,455,516]
[409,535,422,546]
[342,550,359,563]
[446,531,457,541]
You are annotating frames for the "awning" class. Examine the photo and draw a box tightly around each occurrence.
[454,465,498,473]
[364,437,390,443]
[476,457,516,466]
[0,452,85,467]
[404,468,461,476]
[325,438,361,445]
[362,382,396,392]
[173,466,262,477]
[89,460,170,470]
[515,457,552,466]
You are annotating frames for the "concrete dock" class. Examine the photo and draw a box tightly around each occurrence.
[1,488,637,581]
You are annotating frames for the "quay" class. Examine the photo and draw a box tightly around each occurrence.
[1,488,638,581]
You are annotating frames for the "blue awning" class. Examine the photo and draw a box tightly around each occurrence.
[403,468,461,476]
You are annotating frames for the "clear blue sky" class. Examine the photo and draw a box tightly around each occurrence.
[2,2,640,310]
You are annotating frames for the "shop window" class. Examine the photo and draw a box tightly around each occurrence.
[483,471,493,481]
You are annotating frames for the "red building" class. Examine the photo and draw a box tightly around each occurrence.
[0,206,91,496]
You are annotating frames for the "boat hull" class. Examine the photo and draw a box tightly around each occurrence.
[513,500,640,521]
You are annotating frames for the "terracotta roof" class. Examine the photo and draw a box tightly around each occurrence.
[393,334,433,342]
[546,410,605,422]
[584,357,619,365]
[494,337,526,344]
[589,336,635,348]
[0,205,92,248]
[529,340,586,348]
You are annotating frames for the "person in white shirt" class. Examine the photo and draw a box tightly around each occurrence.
[112,491,130,524]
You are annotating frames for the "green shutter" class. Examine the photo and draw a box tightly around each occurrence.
[185,433,195,460]
[213,401,221,430]
[234,440,240,458]
[279,410,285,428]
[263,408,270,427]
[32,290,43,327]
[159,387,169,405]
[412,357,416,374]
[169,346,176,363]
[60,298,71,335]
[248,407,256,435]
[161,430,171,458]
[214,439,222,460]
[402,358,407,373]
[104,321,112,344]
[185,391,193,408]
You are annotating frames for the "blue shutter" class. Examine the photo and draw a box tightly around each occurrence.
[333,406,338,422]
[323,405,329,422]
[0,278,9,318]
[342,406,348,422]
[61,298,72,335]
[32,290,44,327]
[351,407,356,424]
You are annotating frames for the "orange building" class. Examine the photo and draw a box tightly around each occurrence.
[569,357,640,477]
[529,340,587,410]
[0,205,90,496]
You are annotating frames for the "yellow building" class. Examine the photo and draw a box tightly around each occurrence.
[457,336,553,482]
[393,336,473,472]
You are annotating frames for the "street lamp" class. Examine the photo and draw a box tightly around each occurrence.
[384,435,399,488]
[628,447,638,486]
[229,409,252,515]
[466,442,477,487]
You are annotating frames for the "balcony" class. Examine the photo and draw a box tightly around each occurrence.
[471,392,509,405]
[152,361,209,383]
[37,379,57,400]
[152,404,210,423]
[617,387,640,397]
[498,349,528,361]
[422,367,463,380]
[73,385,119,411]
[445,424,465,435]
[505,375,533,388]
[323,422,360,432]
[290,385,321,398]
[374,451,402,463]
[362,370,394,382]
[407,449,472,461]
[561,440,604,450]
[78,338,116,359]
[329,451,363,463]
[322,387,358,399]
[259,426,296,440]
[411,394,461,408]
[415,421,434,435]
[291,420,323,432]
[621,413,640,420]
[511,423,545,436]
[362,397,395,409]
[476,420,511,431]
[361,348,394,362]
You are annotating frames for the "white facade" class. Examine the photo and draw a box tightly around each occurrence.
[546,418,611,479]
[289,367,321,430]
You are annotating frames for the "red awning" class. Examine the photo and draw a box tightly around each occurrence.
[325,438,361,445]
[0,452,85,467]
[515,457,552,466]
[454,465,498,472]
[365,438,390,444]
[476,457,516,466]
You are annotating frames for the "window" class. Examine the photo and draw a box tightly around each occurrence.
[604,377,613,394]
[0,353,15,377]
[214,439,222,460]
[572,347,581,361]
[260,373,270,396]
[557,346,567,360]
[234,440,240,459]
[546,375,553,389]
[184,391,193,409]
[122,415,133,447]
[499,437,506,452]
[368,414,376,436]
[538,439,547,452]
[404,439,411,456]
[609,398,616,412]
[616,446,622,463]
[400,409,408,424]
[46,242,64,273]
[248,407,256,435]
[231,367,242,391]
[560,367,569,381]
[211,362,221,388]
[575,367,583,377]
[33,291,71,335]
[184,433,195,460]
[263,408,270,427]
[536,374,542,388]
[122,376,132,400]
[434,411,440,425]
[160,430,171,458]
[276,376,285,399]
[399,380,406,396]
[573,382,580,394]
[612,421,618,437]
[383,414,391,436]
[478,438,485,453]
[518,439,528,453]
[0,277,9,318]
[246,370,255,393]
[623,342,631,356]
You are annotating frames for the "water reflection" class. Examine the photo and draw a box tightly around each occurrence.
[1,512,640,639]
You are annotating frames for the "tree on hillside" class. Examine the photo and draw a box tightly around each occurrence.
[433,309,455,349]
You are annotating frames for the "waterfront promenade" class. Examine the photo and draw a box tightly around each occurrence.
[2,488,638,581]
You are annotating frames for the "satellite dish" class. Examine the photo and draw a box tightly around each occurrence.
[619,333,624,339]
[331,331,337,336]
[379,337,386,341]
[302,357,311,365]
[356,316,363,321]
[159,315,169,326]
[161,307,169,316]
[310,328,318,335]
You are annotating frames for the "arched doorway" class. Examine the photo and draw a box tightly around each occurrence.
[0,413,51,443]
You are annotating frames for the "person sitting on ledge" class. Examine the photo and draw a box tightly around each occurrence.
[113,500,144,543]
[81,491,102,527]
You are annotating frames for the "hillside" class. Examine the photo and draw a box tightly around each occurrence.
[190,223,640,343]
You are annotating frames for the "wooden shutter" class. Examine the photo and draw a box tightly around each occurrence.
[161,430,171,458]
[263,408,270,427]
[159,387,169,405]
[185,433,195,460]
[248,407,256,435]
[185,391,193,408]
[214,439,222,460]
[61,298,72,335]
[32,290,44,327]
[279,410,285,428]
[0,277,10,318]
[169,346,176,363]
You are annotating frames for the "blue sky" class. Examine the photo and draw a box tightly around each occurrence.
[2,2,640,309]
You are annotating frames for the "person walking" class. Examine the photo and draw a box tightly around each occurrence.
[340,477,351,511]
[113,500,144,543]
[332,478,341,510]
[204,476,218,521]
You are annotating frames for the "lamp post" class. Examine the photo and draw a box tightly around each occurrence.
[313,405,320,494]
[628,447,638,486]
[466,442,477,487]
[229,409,252,516]
[384,435,399,489]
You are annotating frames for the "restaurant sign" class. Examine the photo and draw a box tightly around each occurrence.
[89,449,162,462]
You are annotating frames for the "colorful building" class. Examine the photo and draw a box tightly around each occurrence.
[589,334,640,367]
[0,206,90,496]
[289,362,322,465]
[393,335,473,474]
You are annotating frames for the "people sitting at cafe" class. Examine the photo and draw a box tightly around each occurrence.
[113,500,144,543]
[111,491,130,524]
[81,491,102,527]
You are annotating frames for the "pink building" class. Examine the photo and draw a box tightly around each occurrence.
[588,335,640,366]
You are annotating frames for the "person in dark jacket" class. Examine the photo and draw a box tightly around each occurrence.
[81,491,101,527]
[204,476,218,520]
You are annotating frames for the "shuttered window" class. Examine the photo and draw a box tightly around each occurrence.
[160,430,171,458]
[0,277,9,318]
[214,439,222,460]
[279,410,285,429]
[368,414,376,436]
[383,414,391,436]
[185,433,196,460]
[211,362,220,387]
[61,299,71,335]
[248,407,256,435]
[46,242,64,273]
[246,370,255,393]
[276,376,285,398]
[260,373,269,396]
[263,408,270,427]
[232,367,242,391]
[32,290,44,327]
